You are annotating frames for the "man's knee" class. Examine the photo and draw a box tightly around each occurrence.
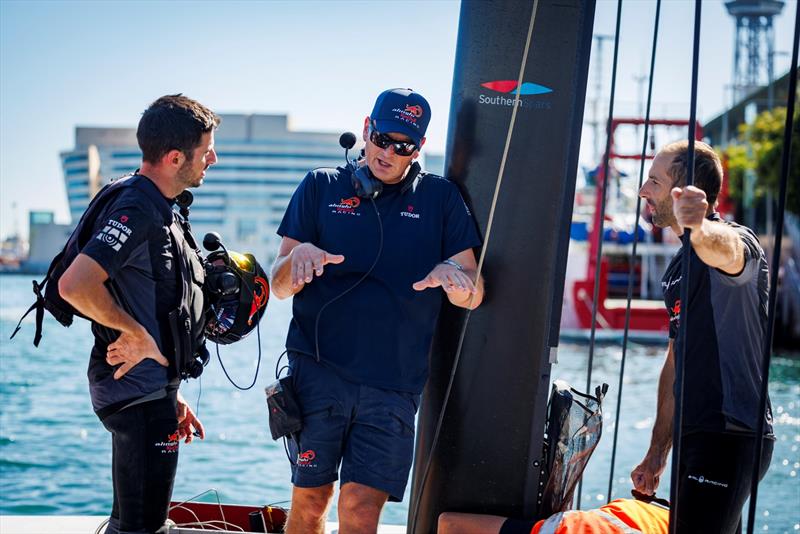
[438,512,459,534]
[290,484,334,520]
[338,483,388,525]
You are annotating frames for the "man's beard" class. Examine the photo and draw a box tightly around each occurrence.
[176,161,203,189]
[650,197,676,228]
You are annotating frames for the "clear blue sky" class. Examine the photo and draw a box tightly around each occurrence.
[1,0,797,240]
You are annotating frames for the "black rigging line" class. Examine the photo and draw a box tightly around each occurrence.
[669,1,702,531]
[578,0,623,511]
[746,3,799,533]
[606,0,661,505]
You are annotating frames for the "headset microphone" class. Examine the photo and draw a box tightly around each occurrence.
[339,131,357,150]
[175,190,194,219]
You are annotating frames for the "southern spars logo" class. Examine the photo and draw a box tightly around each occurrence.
[478,80,553,110]
[96,217,132,251]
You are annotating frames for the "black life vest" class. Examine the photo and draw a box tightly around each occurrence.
[10,173,209,380]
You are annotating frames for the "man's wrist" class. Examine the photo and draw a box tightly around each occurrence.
[440,259,464,272]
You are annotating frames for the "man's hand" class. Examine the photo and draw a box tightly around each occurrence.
[106,328,169,380]
[631,452,667,496]
[413,262,478,294]
[289,243,345,288]
[176,392,205,444]
[672,185,708,232]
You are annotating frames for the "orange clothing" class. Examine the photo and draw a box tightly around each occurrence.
[530,499,669,534]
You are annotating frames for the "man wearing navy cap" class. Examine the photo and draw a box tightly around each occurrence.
[271,88,485,533]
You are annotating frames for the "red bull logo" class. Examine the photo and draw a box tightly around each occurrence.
[297,450,316,466]
[671,299,681,316]
[248,276,269,325]
[340,197,360,208]
[404,104,423,118]
[167,431,179,443]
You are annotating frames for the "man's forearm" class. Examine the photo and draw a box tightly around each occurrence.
[59,255,145,336]
[62,280,144,335]
[690,219,745,273]
[647,344,675,461]
[271,252,304,299]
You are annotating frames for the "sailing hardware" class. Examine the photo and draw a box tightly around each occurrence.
[539,381,608,518]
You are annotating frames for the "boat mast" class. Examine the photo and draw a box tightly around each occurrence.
[409,1,596,531]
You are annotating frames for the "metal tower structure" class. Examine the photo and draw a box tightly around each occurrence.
[726,0,785,103]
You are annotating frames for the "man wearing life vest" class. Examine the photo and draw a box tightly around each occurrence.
[437,498,669,534]
[59,94,219,534]
[632,141,774,533]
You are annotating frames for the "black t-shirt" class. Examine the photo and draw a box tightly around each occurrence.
[277,166,482,393]
[80,176,178,412]
[662,213,772,434]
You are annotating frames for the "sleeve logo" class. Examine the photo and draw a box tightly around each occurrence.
[96,218,133,251]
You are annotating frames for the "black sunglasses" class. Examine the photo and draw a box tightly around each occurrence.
[369,122,418,156]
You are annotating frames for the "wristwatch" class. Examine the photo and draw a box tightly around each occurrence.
[441,259,464,272]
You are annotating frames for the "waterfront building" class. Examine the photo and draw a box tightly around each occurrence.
[24,211,73,273]
[61,115,352,263]
[61,115,443,263]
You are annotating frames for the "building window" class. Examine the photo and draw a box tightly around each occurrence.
[237,218,259,245]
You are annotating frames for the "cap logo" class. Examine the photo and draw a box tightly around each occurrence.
[391,107,419,126]
[404,104,423,118]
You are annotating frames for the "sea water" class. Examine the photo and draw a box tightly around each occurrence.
[1,274,798,530]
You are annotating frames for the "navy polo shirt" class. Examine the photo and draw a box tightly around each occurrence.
[277,166,481,393]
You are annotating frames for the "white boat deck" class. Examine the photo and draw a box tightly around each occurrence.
[0,516,406,534]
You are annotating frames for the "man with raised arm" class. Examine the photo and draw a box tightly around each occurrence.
[632,140,774,533]
[59,95,218,533]
[271,88,484,534]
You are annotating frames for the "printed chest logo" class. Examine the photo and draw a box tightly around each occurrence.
[662,274,683,325]
[329,197,361,216]
[400,204,420,220]
[97,217,132,251]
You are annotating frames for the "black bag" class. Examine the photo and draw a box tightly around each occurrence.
[9,174,164,346]
[10,174,209,382]
[265,376,303,440]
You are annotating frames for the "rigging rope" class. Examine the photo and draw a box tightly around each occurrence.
[669,1,702,531]
[578,0,623,510]
[606,0,662,505]
[745,3,800,532]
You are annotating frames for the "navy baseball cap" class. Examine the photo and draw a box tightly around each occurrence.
[370,88,431,146]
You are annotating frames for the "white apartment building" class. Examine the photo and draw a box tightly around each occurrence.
[60,114,350,263]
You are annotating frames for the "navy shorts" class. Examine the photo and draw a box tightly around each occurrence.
[287,354,420,502]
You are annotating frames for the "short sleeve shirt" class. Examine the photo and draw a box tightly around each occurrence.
[80,178,178,412]
[277,166,482,393]
[661,213,772,434]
